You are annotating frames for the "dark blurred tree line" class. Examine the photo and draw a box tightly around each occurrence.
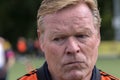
[98,0,114,40]
[0,0,114,48]
[0,0,42,48]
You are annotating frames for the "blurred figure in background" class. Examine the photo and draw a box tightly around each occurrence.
[4,40,15,69]
[27,38,34,55]
[17,37,27,56]
[0,37,15,80]
[0,37,6,80]
[33,39,43,58]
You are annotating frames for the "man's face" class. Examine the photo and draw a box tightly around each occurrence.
[38,3,100,80]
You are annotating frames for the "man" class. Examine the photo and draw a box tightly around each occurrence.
[18,0,119,80]
[0,37,15,80]
[0,37,6,80]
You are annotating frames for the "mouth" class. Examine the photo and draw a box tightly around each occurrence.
[62,61,86,71]
[64,61,84,66]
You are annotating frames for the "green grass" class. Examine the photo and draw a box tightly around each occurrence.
[8,57,120,80]
[96,58,120,78]
[8,57,45,80]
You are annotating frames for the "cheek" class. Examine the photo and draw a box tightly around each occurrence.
[43,43,65,75]
[80,38,98,65]
[89,39,98,61]
[43,42,63,63]
[44,43,55,58]
[81,39,98,55]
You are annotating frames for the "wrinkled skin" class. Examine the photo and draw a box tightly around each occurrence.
[38,2,100,80]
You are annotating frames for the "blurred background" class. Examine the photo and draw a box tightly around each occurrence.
[0,0,120,80]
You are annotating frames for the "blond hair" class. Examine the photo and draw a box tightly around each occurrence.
[37,0,101,34]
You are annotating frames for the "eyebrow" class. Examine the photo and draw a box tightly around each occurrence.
[48,30,69,40]
[49,27,93,38]
[49,31,67,37]
[77,28,93,35]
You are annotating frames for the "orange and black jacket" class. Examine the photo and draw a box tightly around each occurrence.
[18,62,119,80]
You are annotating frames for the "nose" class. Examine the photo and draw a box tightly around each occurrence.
[65,37,80,54]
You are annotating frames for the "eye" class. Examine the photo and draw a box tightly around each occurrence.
[52,36,67,45]
[53,37,66,42]
[53,37,61,41]
[75,34,88,38]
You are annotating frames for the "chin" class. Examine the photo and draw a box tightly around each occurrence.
[63,70,83,80]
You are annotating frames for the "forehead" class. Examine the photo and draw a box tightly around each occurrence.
[44,3,93,21]
[43,3,95,34]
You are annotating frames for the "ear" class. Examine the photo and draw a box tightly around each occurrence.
[37,29,44,52]
[96,31,101,47]
[37,29,40,39]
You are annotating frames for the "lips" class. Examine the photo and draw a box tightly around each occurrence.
[64,61,84,66]
[62,60,86,71]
